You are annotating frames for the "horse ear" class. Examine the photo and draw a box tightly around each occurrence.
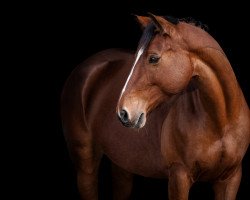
[148,13,175,36]
[134,15,152,30]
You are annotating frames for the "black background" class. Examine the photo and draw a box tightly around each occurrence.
[11,0,249,199]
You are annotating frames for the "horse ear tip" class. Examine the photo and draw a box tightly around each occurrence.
[133,15,148,22]
[132,14,140,20]
[132,15,141,23]
[147,12,158,18]
[147,12,154,17]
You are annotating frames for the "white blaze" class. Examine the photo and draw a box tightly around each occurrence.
[119,47,144,101]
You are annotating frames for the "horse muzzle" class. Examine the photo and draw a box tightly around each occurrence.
[117,109,146,129]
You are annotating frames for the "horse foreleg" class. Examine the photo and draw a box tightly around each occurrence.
[168,163,193,200]
[213,165,242,200]
[112,163,133,200]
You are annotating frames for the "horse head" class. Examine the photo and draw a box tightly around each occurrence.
[117,14,196,128]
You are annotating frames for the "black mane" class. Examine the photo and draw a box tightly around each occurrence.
[164,16,209,31]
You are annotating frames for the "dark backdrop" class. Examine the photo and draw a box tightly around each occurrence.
[15,1,249,199]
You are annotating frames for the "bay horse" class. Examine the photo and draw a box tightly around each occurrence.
[61,14,250,200]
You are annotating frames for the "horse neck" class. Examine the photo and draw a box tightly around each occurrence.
[191,47,242,130]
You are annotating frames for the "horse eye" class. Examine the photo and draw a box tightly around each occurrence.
[148,55,160,64]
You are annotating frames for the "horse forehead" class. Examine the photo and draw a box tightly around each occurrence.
[148,32,185,50]
[147,38,186,57]
[147,35,166,51]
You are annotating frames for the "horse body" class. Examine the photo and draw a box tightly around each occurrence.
[62,49,168,178]
[61,15,250,200]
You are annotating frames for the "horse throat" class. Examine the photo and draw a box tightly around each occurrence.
[191,47,242,130]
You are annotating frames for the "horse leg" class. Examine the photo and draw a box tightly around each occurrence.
[112,163,133,200]
[213,165,242,200]
[168,163,193,200]
[68,139,102,200]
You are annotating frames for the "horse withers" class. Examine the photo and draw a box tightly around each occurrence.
[61,14,250,200]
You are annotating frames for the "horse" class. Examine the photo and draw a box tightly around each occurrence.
[61,14,250,200]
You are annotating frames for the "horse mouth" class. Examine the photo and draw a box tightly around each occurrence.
[134,113,145,128]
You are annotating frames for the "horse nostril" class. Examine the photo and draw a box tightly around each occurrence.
[119,109,129,124]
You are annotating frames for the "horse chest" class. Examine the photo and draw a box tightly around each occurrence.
[161,108,248,179]
[187,134,244,180]
[161,120,244,180]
